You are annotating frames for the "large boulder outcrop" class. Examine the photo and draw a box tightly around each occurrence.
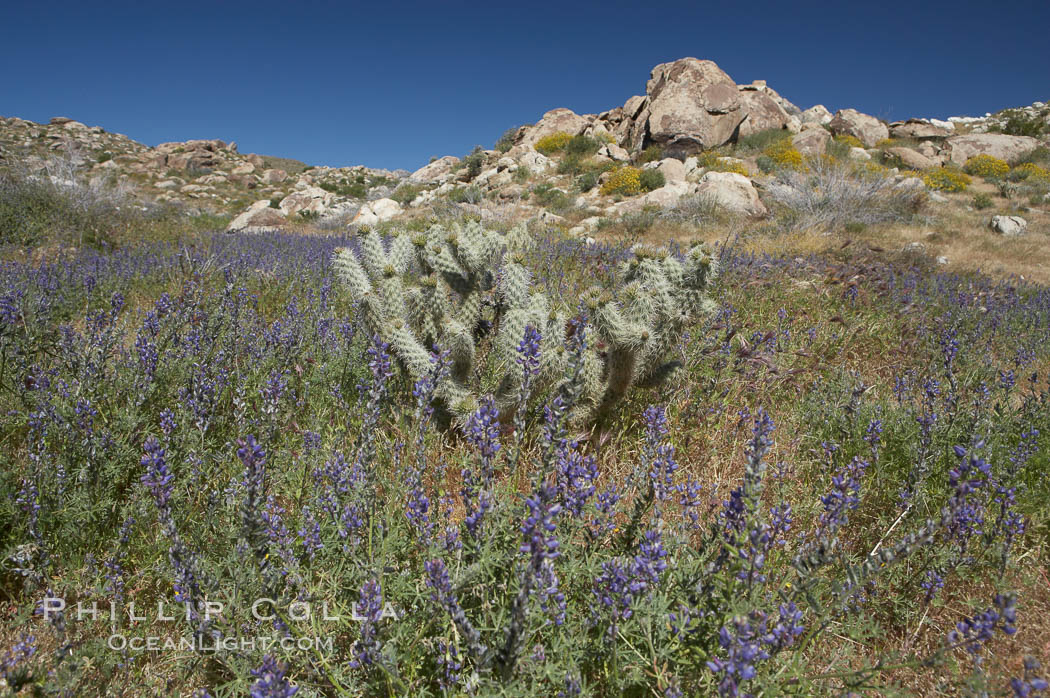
[889,119,953,139]
[828,109,889,147]
[227,201,287,233]
[801,105,833,125]
[736,89,793,137]
[642,58,746,155]
[695,171,767,216]
[516,108,591,147]
[943,134,1040,165]
[279,186,334,216]
[791,128,831,157]
[408,155,460,184]
[352,198,402,226]
[886,146,938,170]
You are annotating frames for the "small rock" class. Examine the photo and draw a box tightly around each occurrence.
[936,256,949,265]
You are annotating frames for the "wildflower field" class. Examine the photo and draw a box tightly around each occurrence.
[1,222,1048,696]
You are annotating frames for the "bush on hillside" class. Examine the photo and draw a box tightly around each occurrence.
[600,166,642,196]
[921,167,971,192]
[639,168,666,192]
[534,132,573,155]
[964,154,1010,178]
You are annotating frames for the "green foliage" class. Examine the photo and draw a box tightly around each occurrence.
[96,152,113,163]
[922,167,971,192]
[972,192,994,210]
[636,145,664,163]
[756,155,776,173]
[297,209,320,222]
[448,185,484,204]
[320,179,368,198]
[462,145,486,180]
[735,127,791,154]
[332,223,718,425]
[390,183,423,205]
[639,167,666,192]
[494,126,520,153]
[530,183,572,211]
[600,166,642,196]
[564,135,601,157]
[268,196,282,209]
[0,171,121,247]
[990,108,1049,137]
[964,154,1010,178]
[763,140,805,171]
[534,132,573,155]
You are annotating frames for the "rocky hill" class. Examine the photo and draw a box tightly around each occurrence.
[2,57,1048,247]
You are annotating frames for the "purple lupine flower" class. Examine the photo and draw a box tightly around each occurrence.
[948,593,1017,660]
[250,655,298,697]
[103,516,135,604]
[159,409,177,437]
[631,529,668,592]
[298,507,322,560]
[462,396,501,540]
[818,457,868,535]
[350,578,384,669]
[405,351,449,541]
[922,570,946,601]
[1012,657,1049,697]
[424,558,486,660]
[141,437,174,510]
[435,640,463,693]
[1,634,36,687]
[706,614,772,697]
[643,405,678,519]
[237,435,272,576]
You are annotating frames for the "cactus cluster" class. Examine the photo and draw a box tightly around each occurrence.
[332,221,717,426]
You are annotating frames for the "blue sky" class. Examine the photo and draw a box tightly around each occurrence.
[2,0,1048,170]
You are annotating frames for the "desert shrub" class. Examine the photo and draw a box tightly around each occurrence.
[990,108,1048,137]
[600,166,642,196]
[964,154,1010,178]
[763,140,805,171]
[268,196,282,209]
[448,185,485,204]
[513,165,531,184]
[321,180,368,198]
[756,155,776,173]
[921,167,971,192]
[972,192,994,210]
[1008,162,1050,183]
[834,134,864,149]
[297,209,320,222]
[462,146,486,180]
[556,154,585,176]
[96,152,113,163]
[390,183,423,205]
[659,193,724,224]
[825,138,852,160]
[766,158,925,232]
[636,144,664,163]
[698,150,750,175]
[565,135,601,157]
[530,183,572,211]
[735,127,791,154]
[639,168,666,192]
[575,169,604,193]
[494,126,520,153]
[1017,145,1050,167]
[534,132,573,155]
[0,162,135,247]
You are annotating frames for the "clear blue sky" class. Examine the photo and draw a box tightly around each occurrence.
[3,0,1048,171]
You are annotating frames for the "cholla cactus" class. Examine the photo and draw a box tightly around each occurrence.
[333,220,717,426]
